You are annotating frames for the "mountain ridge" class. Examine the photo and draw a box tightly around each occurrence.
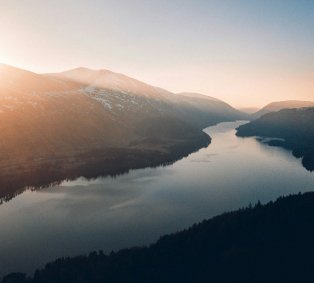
[0,64,246,201]
[251,100,314,119]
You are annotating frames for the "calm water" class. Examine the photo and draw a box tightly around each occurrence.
[1,121,314,277]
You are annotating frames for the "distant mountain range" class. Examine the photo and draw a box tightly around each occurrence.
[237,107,314,171]
[251,100,314,119]
[0,64,246,200]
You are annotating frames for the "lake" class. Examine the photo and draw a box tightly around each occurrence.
[1,121,314,277]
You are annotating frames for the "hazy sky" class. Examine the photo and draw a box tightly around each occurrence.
[0,0,313,107]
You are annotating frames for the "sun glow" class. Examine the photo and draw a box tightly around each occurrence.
[0,1,313,108]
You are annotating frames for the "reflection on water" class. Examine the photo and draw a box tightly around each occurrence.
[0,121,313,277]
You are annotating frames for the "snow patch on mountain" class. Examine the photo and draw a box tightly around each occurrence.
[81,86,161,113]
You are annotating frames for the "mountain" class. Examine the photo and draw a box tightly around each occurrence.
[4,191,314,283]
[0,64,246,200]
[176,92,249,128]
[53,67,170,98]
[252,100,314,119]
[51,70,247,129]
[236,107,314,171]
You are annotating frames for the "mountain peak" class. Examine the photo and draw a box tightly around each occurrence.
[178,92,220,102]
[61,67,119,76]
[53,67,170,99]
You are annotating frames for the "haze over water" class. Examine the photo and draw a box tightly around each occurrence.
[0,121,313,276]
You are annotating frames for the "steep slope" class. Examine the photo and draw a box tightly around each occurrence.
[0,65,142,199]
[252,100,314,119]
[50,68,247,142]
[0,65,246,200]
[50,68,190,141]
[52,69,246,130]
[5,191,314,283]
[236,107,314,171]
[177,92,248,128]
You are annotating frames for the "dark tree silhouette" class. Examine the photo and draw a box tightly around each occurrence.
[3,191,314,283]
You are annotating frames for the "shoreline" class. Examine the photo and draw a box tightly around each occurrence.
[0,131,211,203]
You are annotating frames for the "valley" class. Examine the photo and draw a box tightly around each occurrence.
[1,2,314,282]
[1,121,314,278]
[1,66,314,281]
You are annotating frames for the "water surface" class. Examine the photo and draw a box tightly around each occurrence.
[1,121,314,277]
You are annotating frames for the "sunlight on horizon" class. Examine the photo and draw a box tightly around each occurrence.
[0,0,313,108]
[0,60,313,109]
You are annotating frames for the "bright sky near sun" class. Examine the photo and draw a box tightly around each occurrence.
[0,0,313,107]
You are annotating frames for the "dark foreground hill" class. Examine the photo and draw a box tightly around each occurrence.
[3,191,314,283]
[236,107,314,171]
